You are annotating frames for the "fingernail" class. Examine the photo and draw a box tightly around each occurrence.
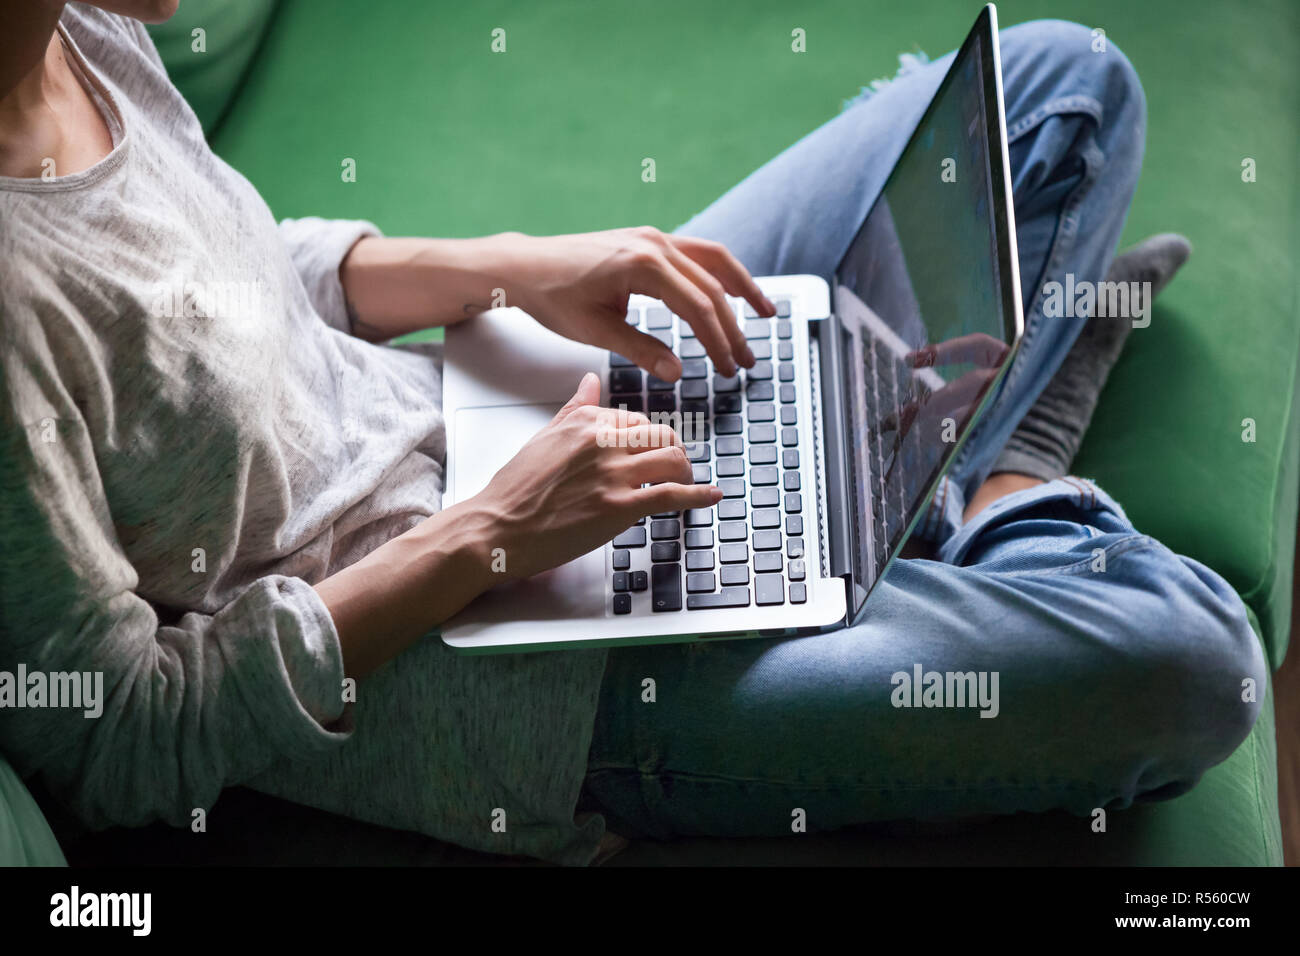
[654,357,679,381]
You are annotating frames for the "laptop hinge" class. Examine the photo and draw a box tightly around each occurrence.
[811,311,856,609]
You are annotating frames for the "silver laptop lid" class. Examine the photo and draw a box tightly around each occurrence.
[831,3,1024,622]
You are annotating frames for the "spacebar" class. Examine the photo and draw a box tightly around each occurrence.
[686,587,751,610]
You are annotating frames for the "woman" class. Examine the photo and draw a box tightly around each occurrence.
[0,1,1265,865]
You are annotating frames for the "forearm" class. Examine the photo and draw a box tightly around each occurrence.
[338,233,528,341]
[313,500,500,678]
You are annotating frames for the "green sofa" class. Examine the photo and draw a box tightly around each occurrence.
[6,0,1296,866]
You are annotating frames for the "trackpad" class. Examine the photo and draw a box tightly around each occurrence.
[452,403,558,501]
[447,403,606,623]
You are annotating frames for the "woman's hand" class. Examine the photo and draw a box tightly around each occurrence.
[497,227,774,380]
[465,372,722,581]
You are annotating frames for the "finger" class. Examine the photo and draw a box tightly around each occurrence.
[663,243,756,370]
[632,481,723,516]
[617,444,694,486]
[553,372,601,422]
[635,254,738,378]
[601,322,682,383]
[616,422,683,452]
[907,333,1008,369]
[671,235,775,319]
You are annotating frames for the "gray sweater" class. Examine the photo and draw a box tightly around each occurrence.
[0,4,607,865]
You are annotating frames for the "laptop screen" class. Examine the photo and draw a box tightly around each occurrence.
[832,22,1015,606]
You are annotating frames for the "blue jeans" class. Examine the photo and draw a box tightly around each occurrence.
[578,20,1268,840]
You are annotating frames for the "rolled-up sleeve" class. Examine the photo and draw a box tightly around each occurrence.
[277,216,382,334]
[0,401,352,830]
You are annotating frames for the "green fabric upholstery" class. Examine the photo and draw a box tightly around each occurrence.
[7,0,1295,866]
[0,756,65,866]
[145,0,279,137]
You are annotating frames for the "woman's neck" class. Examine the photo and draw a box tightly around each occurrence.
[0,5,115,179]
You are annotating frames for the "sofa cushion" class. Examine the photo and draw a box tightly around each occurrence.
[145,0,279,136]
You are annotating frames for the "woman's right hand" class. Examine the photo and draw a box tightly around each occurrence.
[465,372,722,580]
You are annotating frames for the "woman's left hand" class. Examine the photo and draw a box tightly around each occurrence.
[497,227,774,380]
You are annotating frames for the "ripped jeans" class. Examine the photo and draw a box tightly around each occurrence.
[577,20,1267,840]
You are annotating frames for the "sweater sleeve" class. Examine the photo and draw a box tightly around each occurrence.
[277,217,382,334]
[0,356,352,830]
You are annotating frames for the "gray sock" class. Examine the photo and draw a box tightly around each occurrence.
[992,233,1193,482]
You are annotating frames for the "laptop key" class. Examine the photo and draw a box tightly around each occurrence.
[680,359,708,379]
[716,458,745,477]
[630,570,648,592]
[718,499,746,521]
[781,405,797,425]
[754,551,782,573]
[692,463,712,483]
[650,519,680,540]
[744,319,771,339]
[779,384,796,403]
[610,368,642,392]
[646,307,673,329]
[751,486,779,508]
[789,582,807,603]
[784,492,802,513]
[715,393,743,414]
[752,508,781,529]
[747,361,774,381]
[783,449,799,469]
[719,542,749,563]
[778,363,795,382]
[747,403,775,422]
[715,415,743,435]
[713,374,741,393]
[613,571,630,592]
[750,340,773,359]
[719,521,748,542]
[685,528,714,550]
[611,394,642,414]
[719,478,746,498]
[612,549,631,571]
[651,563,682,612]
[680,380,708,400]
[684,443,710,463]
[686,572,716,593]
[684,508,713,527]
[680,339,706,359]
[748,445,777,465]
[613,593,632,614]
[753,530,782,551]
[781,427,799,447]
[651,541,681,562]
[775,299,792,318]
[786,515,804,536]
[788,559,806,582]
[786,537,805,559]
[778,341,794,361]
[720,565,749,586]
[648,393,675,415]
[686,587,751,610]
[613,527,646,548]
[686,550,715,571]
[749,424,777,444]
[716,436,744,456]
[750,465,779,485]
[783,471,801,491]
[755,573,786,606]
[610,353,635,367]
[746,381,774,401]
[777,320,792,338]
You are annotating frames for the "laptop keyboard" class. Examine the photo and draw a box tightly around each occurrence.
[607,298,809,614]
[865,334,930,573]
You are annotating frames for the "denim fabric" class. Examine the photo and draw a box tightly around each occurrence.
[580,21,1267,840]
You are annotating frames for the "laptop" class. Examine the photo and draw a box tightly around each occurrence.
[441,4,1023,652]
